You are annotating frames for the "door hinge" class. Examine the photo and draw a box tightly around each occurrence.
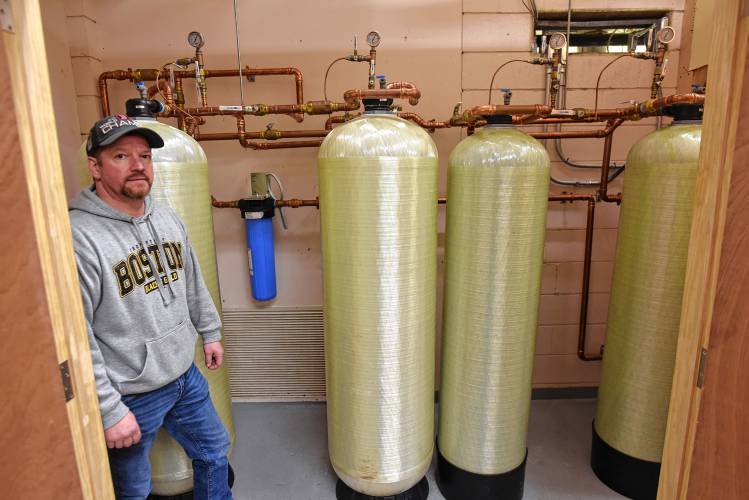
[59,360,75,402]
[696,347,708,389]
[0,0,14,33]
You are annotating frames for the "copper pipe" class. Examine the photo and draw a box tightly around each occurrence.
[155,66,305,105]
[466,104,553,120]
[326,111,450,132]
[530,118,624,141]
[97,66,306,118]
[276,198,319,208]
[197,129,329,141]
[244,67,304,120]
[531,130,609,139]
[98,70,133,115]
[546,194,601,361]
[146,80,174,106]
[344,86,421,106]
[165,100,357,120]
[598,119,624,203]
[397,112,450,131]
[468,93,704,123]
[528,117,604,124]
[577,197,600,360]
[581,92,705,119]
[640,92,704,113]
[325,113,359,129]
[210,196,238,208]
[256,129,328,139]
[235,116,323,149]
[513,114,538,124]
[194,132,240,141]
[242,140,323,149]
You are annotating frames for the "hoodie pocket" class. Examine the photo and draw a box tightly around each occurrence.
[118,317,198,394]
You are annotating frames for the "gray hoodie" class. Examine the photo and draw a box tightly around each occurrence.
[69,188,221,429]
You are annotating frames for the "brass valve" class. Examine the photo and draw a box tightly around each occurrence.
[263,123,282,140]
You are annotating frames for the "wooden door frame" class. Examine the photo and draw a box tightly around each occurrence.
[3,1,113,498]
[658,1,749,499]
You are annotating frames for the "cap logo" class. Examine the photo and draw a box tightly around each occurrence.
[98,114,137,134]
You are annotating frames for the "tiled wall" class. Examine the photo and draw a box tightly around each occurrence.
[45,0,687,388]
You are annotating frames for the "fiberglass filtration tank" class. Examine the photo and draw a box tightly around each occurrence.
[436,115,550,500]
[78,99,235,497]
[318,98,438,499]
[592,104,703,500]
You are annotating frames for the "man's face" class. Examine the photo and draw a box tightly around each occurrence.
[88,135,154,201]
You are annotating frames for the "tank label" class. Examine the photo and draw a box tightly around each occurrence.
[247,249,254,276]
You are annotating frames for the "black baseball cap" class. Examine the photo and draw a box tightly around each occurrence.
[86,114,164,157]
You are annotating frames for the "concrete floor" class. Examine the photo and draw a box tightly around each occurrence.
[230,399,625,499]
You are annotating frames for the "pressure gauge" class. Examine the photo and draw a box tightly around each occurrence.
[656,26,676,44]
[366,31,381,48]
[187,31,205,49]
[548,32,567,50]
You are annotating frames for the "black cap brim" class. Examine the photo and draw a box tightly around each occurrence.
[88,126,165,156]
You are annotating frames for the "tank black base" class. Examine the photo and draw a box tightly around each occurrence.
[436,446,526,500]
[147,463,235,500]
[335,476,429,500]
[590,421,661,500]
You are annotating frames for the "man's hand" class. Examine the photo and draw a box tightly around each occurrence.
[204,341,224,369]
[105,411,141,449]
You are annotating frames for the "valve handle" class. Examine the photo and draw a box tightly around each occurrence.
[266,173,288,230]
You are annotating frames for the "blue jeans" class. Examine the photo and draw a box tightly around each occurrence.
[108,364,232,500]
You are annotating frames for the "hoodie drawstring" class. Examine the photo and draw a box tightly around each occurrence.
[132,215,176,305]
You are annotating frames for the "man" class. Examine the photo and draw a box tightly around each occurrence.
[69,114,232,500]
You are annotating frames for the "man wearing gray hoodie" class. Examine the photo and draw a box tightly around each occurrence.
[69,115,231,499]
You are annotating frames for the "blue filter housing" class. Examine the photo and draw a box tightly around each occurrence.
[239,197,277,301]
[245,217,277,300]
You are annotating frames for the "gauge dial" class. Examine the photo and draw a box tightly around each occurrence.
[548,32,567,50]
[656,26,676,44]
[366,31,381,48]
[188,31,205,49]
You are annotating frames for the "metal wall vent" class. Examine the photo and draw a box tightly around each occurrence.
[223,307,326,402]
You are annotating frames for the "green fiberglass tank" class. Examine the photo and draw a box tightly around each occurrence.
[437,116,550,500]
[592,104,703,500]
[318,98,438,498]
